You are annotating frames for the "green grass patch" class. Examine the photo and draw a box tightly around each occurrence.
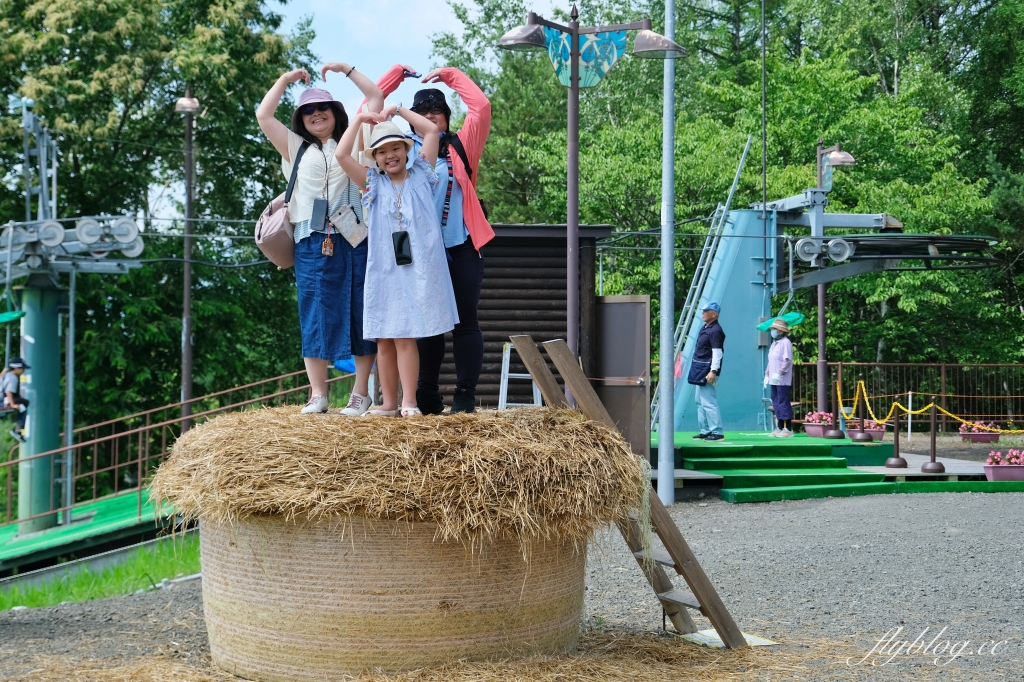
[0,532,200,611]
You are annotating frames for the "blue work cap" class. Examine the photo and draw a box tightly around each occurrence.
[702,302,721,313]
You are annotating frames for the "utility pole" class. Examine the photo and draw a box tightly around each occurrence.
[657,0,677,504]
[176,88,200,430]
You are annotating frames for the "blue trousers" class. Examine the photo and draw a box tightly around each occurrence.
[696,383,723,435]
[771,384,794,420]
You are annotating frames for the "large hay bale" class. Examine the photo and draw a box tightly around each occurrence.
[151,407,649,679]
[201,516,585,679]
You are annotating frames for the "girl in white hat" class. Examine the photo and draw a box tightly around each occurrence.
[335,105,459,417]
[764,318,795,436]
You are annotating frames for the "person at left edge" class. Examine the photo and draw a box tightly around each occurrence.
[374,64,494,415]
[2,357,29,443]
[687,302,726,441]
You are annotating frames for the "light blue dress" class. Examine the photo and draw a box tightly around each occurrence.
[361,155,459,340]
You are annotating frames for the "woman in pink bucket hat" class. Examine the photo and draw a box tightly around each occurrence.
[256,64,384,416]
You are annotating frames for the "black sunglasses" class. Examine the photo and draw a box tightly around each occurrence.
[300,102,332,116]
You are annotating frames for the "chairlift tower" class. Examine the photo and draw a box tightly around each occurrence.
[10,96,145,535]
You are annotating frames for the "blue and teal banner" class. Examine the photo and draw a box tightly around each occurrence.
[544,28,627,88]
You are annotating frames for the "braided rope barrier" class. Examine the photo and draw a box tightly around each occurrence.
[834,380,1024,434]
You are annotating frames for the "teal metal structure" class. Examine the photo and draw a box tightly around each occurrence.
[17,275,63,534]
[674,210,776,432]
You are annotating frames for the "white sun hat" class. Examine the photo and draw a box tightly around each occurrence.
[365,121,414,168]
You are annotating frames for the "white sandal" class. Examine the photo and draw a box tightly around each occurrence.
[400,407,422,417]
[363,407,399,417]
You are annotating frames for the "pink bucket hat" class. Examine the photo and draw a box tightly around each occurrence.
[290,88,347,131]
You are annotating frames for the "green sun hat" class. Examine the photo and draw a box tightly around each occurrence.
[757,311,806,332]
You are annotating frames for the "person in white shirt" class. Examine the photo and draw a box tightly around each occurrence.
[256,64,384,416]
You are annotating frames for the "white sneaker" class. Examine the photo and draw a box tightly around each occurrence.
[340,393,373,416]
[776,428,795,438]
[300,395,329,414]
[769,429,783,437]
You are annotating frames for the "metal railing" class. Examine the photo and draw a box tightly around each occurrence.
[793,363,1024,430]
[0,371,354,529]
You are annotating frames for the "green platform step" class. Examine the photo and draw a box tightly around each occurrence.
[721,482,898,503]
[711,468,885,489]
[721,479,1024,503]
[660,431,1022,503]
[684,456,848,471]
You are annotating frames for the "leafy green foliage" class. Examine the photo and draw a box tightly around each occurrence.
[1,0,317,424]
[436,0,1024,367]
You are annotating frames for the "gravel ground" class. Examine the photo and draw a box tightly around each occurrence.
[1,493,1022,680]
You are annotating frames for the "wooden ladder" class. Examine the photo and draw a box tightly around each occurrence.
[509,335,748,649]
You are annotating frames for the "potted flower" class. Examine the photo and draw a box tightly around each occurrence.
[959,421,1000,444]
[984,450,1024,481]
[860,419,886,441]
[802,411,833,438]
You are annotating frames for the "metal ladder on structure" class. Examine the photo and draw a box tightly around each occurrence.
[649,136,753,430]
[498,342,542,409]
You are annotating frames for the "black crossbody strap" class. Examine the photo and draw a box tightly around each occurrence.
[447,133,474,183]
[440,161,454,228]
[284,141,311,204]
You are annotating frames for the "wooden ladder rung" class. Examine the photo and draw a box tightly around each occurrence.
[658,589,703,612]
[633,549,679,572]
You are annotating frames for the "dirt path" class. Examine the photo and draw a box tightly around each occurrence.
[1,494,1021,681]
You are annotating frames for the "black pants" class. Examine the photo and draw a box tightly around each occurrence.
[417,240,484,395]
[9,395,28,429]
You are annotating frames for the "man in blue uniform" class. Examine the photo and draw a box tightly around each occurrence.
[687,302,726,441]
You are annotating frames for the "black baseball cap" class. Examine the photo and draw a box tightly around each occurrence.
[8,357,29,369]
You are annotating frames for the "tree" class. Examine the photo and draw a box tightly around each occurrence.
[1,0,318,423]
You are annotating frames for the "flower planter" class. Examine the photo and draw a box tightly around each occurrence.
[984,465,1024,482]
[803,423,833,438]
[864,429,885,441]
[961,433,999,444]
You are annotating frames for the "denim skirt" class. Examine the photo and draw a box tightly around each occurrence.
[294,234,377,360]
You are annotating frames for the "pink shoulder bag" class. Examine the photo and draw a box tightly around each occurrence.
[254,141,310,269]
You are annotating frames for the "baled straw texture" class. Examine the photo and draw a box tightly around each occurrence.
[150,407,649,551]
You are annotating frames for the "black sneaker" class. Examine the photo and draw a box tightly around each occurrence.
[450,387,476,414]
[704,433,725,441]
[692,433,710,440]
[415,389,445,416]
[9,428,25,443]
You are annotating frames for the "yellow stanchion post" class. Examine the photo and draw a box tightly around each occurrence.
[851,376,873,442]
[885,407,908,468]
[922,397,945,474]
[825,375,845,440]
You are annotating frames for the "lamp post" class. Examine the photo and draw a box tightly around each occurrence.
[175,88,200,431]
[498,6,685,401]
[813,139,855,413]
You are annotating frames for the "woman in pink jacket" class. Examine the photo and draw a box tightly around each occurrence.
[376,65,494,414]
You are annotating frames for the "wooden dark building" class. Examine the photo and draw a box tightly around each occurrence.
[437,224,612,408]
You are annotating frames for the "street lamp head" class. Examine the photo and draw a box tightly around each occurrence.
[175,96,201,114]
[825,150,856,166]
[631,30,688,59]
[497,23,547,52]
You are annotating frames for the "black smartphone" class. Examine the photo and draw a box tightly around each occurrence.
[392,231,412,266]
[403,70,422,79]
[310,198,329,232]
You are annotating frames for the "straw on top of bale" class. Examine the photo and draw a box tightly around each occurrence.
[151,407,650,550]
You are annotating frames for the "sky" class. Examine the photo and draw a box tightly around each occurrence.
[275,0,465,120]
[273,0,560,117]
